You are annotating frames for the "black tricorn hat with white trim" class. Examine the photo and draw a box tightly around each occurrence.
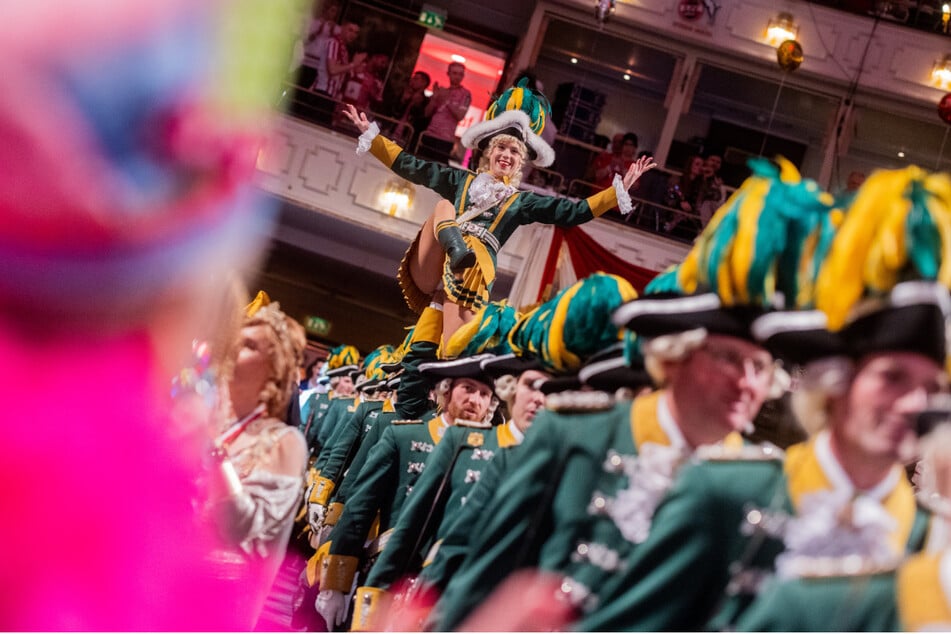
[480,352,544,378]
[612,293,767,341]
[419,352,496,386]
[751,281,951,367]
[579,342,652,392]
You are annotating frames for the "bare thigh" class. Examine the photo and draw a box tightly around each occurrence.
[409,215,445,293]
[442,301,475,344]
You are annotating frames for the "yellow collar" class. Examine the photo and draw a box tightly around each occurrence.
[496,419,524,448]
[784,431,916,553]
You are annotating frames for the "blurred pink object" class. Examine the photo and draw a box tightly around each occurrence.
[0,328,251,630]
[457,569,578,632]
[0,0,293,628]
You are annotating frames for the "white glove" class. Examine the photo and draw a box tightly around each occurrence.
[315,589,349,629]
[308,503,326,534]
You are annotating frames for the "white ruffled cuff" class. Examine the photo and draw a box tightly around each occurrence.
[613,174,633,215]
[356,121,380,155]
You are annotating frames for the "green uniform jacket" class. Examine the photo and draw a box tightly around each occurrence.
[736,571,903,631]
[578,432,931,632]
[300,391,329,444]
[416,443,517,600]
[326,417,454,567]
[436,391,706,630]
[313,395,356,464]
[303,391,339,452]
[368,134,624,263]
[334,408,438,508]
[364,420,521,590]
[317,398,389,491]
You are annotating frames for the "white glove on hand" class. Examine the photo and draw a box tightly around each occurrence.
[315,589,349,629]
[308,503,326,534]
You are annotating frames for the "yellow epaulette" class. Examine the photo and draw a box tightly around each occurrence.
[694,441,784,462]
[545,390,615,413]
[454,418,492,429]
[783,554,901,579]
[391,419,423,425]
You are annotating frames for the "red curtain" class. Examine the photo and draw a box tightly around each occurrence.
[536,226,660,302]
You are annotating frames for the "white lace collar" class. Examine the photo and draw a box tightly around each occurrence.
[456,172,518,224]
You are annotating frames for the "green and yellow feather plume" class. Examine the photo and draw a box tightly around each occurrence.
[646,156,835,309]
[441,301,520,359]
[814,166,951,329]
[509,273,638,373]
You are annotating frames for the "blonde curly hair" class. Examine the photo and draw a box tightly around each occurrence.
[244,303,306,419]
[477,134,526,187]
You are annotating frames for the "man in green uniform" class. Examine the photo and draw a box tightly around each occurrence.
[314,302,515,629]
[301,344,359,454]
[395,341,650,631]
[345,352,549,628]
[717,282,950,632]
[434,291,782,630]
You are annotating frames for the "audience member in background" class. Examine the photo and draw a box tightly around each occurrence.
[696,151,725,227]
[629,149,669,226]
[663,154,704,234]
[834,169,866,206]
[314,18,365,100]
[420,61,472,162]
[297,0,341,89]
[590,132,638,190]
[384,70,432,150]
[345,52,389,113]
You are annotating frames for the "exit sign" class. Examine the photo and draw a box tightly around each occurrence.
[419,6,446,29]
[305,315,332,336]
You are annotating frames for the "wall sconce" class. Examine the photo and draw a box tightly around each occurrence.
[765,12,799,47]
[379,178,415,217]
[933,54,951,89]
[943,3,950,33]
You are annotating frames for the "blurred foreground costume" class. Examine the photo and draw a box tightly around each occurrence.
[0,0,295,629]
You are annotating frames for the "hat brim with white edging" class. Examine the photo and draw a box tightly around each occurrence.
[461,110,555,168]
[533,374,582,395]
[579,343,652,392]
[752,281,950,367]
[326,364,359,378]
[612,293,767,341]
[419,353,496,385]
[480,353,544,378]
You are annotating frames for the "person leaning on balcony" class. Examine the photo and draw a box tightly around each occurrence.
[419,61,471,162]
[341,81,656,345]
[313,18,365,101]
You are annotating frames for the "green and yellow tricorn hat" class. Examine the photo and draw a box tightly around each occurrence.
[461,78,555,168]
[325,344,361,378]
